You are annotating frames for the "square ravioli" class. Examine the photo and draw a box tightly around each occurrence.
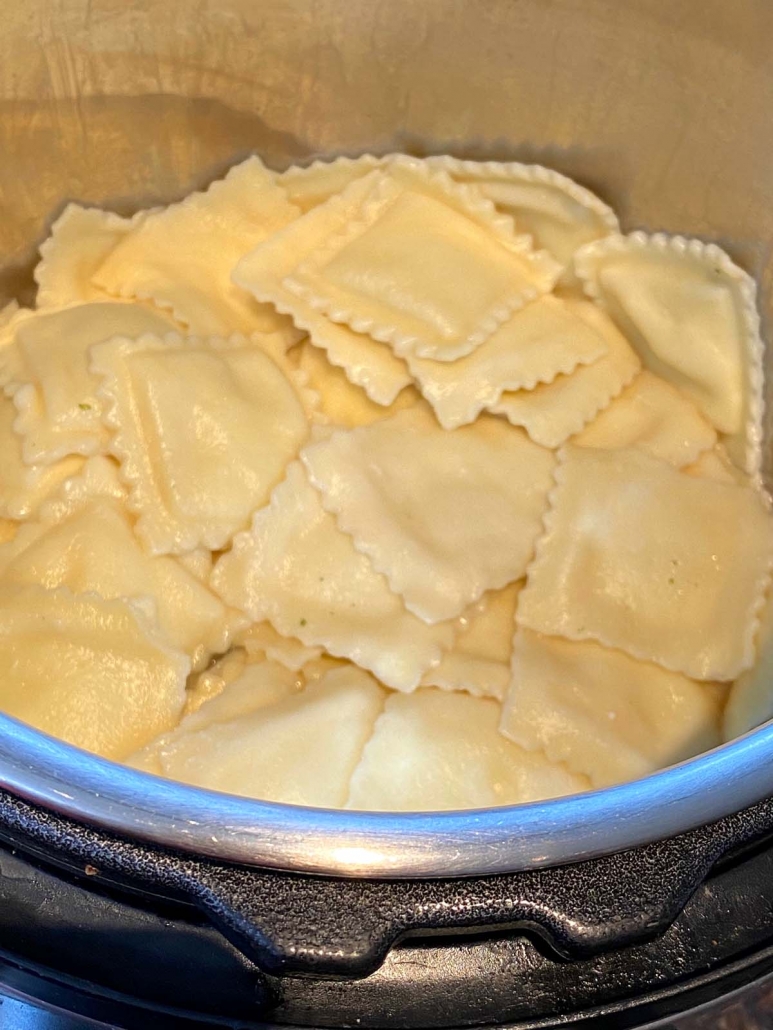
[0,584,189,760]
[211,462,454,691]
[283,158,560,362]
[421,582,521,700]
[301,408,555,623]
[92,157,302,338]
[572,370,716,467]
[277,155,388,212]
[575,232,763,476]
[490,300,640,447]
[517,445,773,681]
[233,172,415,405]
[406,295,608,430]
[92,333,310,554]
[3,302,176,465]
[346,688,588,811]
[723,592,773,742]
[504,628,722,788]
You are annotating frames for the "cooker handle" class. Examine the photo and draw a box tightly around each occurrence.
[184,808,763,978]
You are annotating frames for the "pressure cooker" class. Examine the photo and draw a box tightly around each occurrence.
[2,1,773,1026]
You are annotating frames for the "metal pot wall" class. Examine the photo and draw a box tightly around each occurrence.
[2,2,773,1026]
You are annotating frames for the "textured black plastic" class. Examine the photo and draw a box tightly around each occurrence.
[3,810,773,1027]
[2,788,773,989]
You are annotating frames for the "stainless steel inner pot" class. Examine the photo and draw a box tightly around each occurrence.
[1,0,773,880]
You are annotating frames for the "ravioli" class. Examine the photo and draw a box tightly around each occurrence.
[346,688,588,811]
[302,408,554,623]
[0,584,189,760]
[211,462,455,690]
[427,156,620,280]
[283,158,561,361]
[156,665,385,807]
[573,370,716,466]
[422,582,521,700]
[34,204,147,307]
[294,338,422,427]
[723,594,773,742]
[0,498,233,669]
[92,333,310,554]
[575,232,763,475]
[4,302,175,465]
[406,295,608,430]
[0,392,84,521]
[277,155,388,212]
[504,628,722,788]
[517,446,773,681]
[93,157,302,339]
[490,300,640,446]
[233,173,415,404]
[236,621,323,672]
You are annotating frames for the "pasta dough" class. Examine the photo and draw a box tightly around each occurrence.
[277,155,388,212]
[92,333,310,554]
[153,664,385,806]
[346,688,588,811]
[573,370,716,466]
[504,628,722,788]
[3,302,176,465]
[0,584,189,760]
[283,158,561,361]
[490,301,640,446]
[517,446,773,681]
[301,408,555,622]
[422,582,521,700]
[575,232,763,476]
[211,462,455,690]
[406,295,608,430]
[93,157,302,339]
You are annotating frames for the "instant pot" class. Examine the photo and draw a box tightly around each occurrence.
[3,1,773,1026]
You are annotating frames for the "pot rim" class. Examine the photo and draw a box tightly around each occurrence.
[0,712,771,878]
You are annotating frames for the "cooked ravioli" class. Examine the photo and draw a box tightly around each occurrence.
[490,300,640,446]
[573,370,716,466]
[211,462,454,690]
[93,157,302,339]
[575,232,763,475]
[92,333,310,554]
[3,302,175,465]
[0,584,189,759]
[277,155,388,212]
[283,158,560,362]
[346,688,588,811]
[504,628,722,788]
[517,446,773,681]
[302,408,555,623]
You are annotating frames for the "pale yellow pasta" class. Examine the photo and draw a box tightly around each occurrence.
[284,158,561,362]
[406,295,608,430]
[153,665,385,806]
[233,173,414,404]
[302,408,555,623]
[346,688,588,812]
[3,302,176,465]
[294,338,423,427]
[684,445,749,486]
[211,462,455,691]
[575,232,763,476]
[421,582,521,700]
[724,593,773,742]
[92,333,310,554]
[236,621,323,672]
[517,446,773,681]
[490,300,640,446]
[426,156,620,282]
[277,155,388,212]
[573,370,716,467]
[0,584,189,760]
[35,204,148,307]
[504,628,723,788]
[0,391,84,521]
[93,157,302,339]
